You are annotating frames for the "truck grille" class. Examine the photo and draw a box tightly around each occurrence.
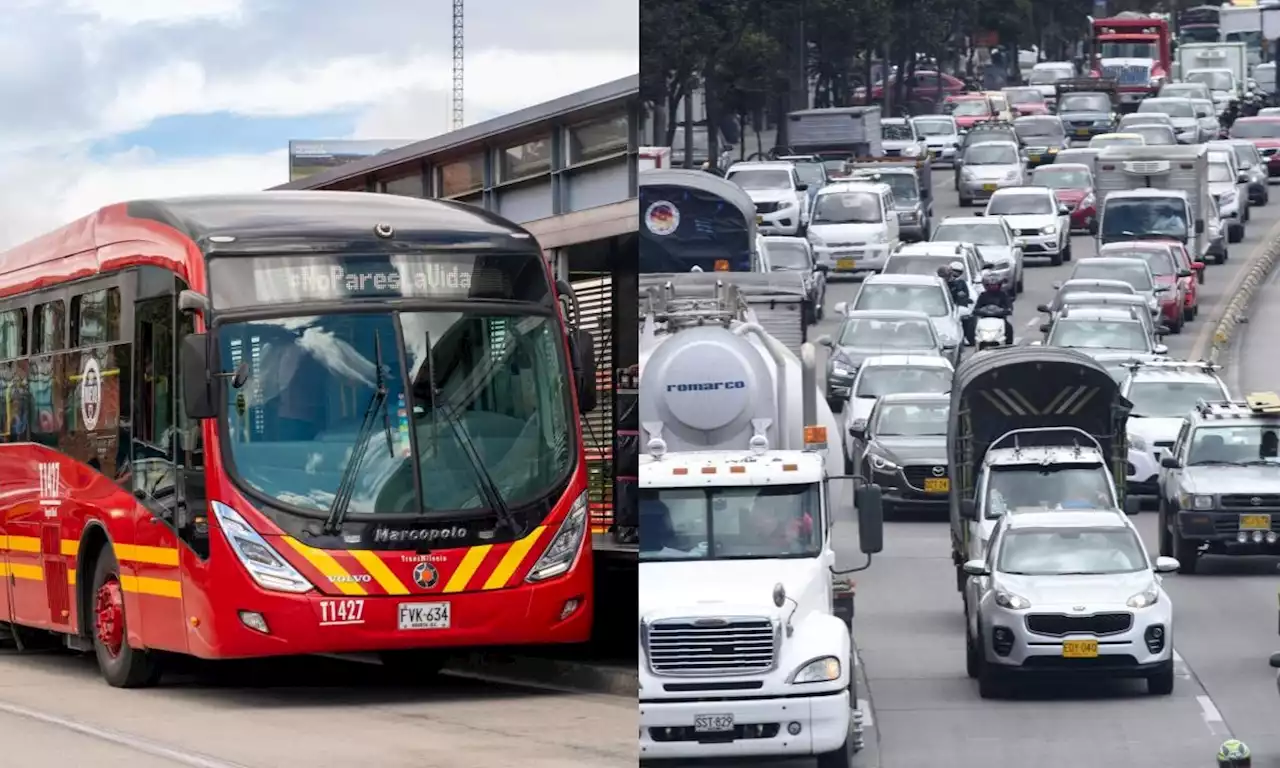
[755,201,779,214]
[1101,64,1151,85]
[1025,612,1133,636]
[645,617,778,676]
[1221,494,1280,508]
[1016,227,1042,237]
[903,464,948,489]
[884,148,902,157]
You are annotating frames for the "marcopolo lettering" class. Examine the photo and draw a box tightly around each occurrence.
[667,380,748,393]
[372,525,468,543]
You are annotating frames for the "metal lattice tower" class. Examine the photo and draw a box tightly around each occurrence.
[451,0,464,130]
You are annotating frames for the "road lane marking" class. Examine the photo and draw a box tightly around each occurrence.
[1173,649,1192,679]
[1197,694,1231,737]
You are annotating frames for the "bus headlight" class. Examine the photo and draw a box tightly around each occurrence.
[210,501,314,593]
[526,490,589,583]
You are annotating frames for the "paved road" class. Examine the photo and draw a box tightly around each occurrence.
[0,650,634,767]
[798,168,1280,768]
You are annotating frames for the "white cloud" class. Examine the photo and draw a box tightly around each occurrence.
[63,0,245,25]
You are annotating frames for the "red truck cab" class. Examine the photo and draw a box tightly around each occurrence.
[1090,13,1172,112]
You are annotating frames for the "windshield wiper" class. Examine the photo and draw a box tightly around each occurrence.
[415,331,523,537]
[323,332,393,535]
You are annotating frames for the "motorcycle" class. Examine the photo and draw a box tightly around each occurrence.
[974,304,1012,351]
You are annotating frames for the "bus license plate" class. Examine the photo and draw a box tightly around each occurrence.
[694,714,734,733]
[397,602,451,630]
[836,258,856,270]
[1063,639,1098,658]
[1241,514,1271,531]
[924,478,949,493]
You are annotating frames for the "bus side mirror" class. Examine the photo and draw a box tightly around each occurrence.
[571,329,598,413]
[854,484,884,554]
[1124,495,1141,516]
[181,333,217,420]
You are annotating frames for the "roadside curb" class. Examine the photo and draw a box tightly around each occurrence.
[1203,215,1280,363]
[852,642,883,768]
[446,652,638,697]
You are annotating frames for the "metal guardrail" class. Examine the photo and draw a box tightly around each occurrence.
[1208,217,1280,362]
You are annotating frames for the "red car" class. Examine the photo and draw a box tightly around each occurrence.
[944,94,995,129]
[1097,240,1202,331]
[1003,87,1050,116]
[1029,163,1097,233]
[1229,117,1280,179]
[857,70,966,102]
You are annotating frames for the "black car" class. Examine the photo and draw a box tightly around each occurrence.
[847,392,951,517]
[1057,89,1118,141]
[1013,115,1071,167]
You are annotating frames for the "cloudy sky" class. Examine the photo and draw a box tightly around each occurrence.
[0,0,638,247]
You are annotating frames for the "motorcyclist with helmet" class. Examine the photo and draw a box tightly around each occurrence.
[937,262,974,344]
[1217,739,1251,766]
[973,272,1014,346]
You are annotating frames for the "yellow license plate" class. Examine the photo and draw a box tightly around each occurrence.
[836,258,856,270]
[1075,128,1090,136]
[1063,639,1098,658]
[1241,514,1271,530]
[1029,154,1040,162]
[924,477,949,493]
[756,215,764,224]
[982,183,996,192]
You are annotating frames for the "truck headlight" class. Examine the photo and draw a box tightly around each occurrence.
[1127,587,1159,608]
[789,656,842,684]
[1181,493,1214,511]
[526,490,589,582]
[211,501,314,594]
[994,590,1031,609]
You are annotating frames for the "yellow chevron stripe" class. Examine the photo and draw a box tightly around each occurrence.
[443,545,492,593]
[483,527,547,590]
[115,544,179,567]
[61,540,79,557]
[120,575,181,599]
[280,537,365,596]
[6,536,40,554]
[349,550,409,595]
[3,563,43,581]
[67,569,75,586]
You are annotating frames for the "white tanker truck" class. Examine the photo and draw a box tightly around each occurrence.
[636,274,884,767]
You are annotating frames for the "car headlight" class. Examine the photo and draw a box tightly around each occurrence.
[1004,171,1020,181]
[994,590,1031,610]
[1127,587,1160,609]
[870,232,888,244]
[1080,193,1095,208]
[1129,434,1148,451]
[831,362,853,377]
[526,490,589,582]
[962,167,976,178]
[777,199,796,210]
[1180,493,1214,510]
[868,452,897,471]
[808,232,825,246]
[902,144,921,156]
[900,210,919,221]
[1040,224,1057,235]
[211,501,314,593]
[789,656,842,684]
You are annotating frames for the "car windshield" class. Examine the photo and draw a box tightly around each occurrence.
[1049,319,1151,351]
[932,222,1009,245]
[1059,93,1111,112]
[1029,68,1072,85]
[884,255,964,278]
[1091,135,1143,148]
[1186,71,1234,91]
[1014,121,1064,141]
[883,123,915,140]
[1133,126,1176,145]
[1100,41,1157,58]
[854,284,949,316]
[639,484,821,561]
[985,466,1117,516]
[838,318,937,347]
[950,99,992,117]
[217,310,574,516]
[1102,248,1174,276]
[1230,120,1280,139]
[1072,262,1154,290]
[1140,100,1194,118]
[1032,168,1091,189]
[989,194,1055,215]
[913,118,955,136]
[1127,380,1226,418]
[1059,282,1133,301]
[1232,145,1258,167]
[1122,116,1171,128]
[1187,425,1280,465]
[766,241,810,269]
[1208,161,1235,183]
[728,169,793,190]
[1161,84,1206,99]
[813,191,882,224]
[965,144,1018,165]
[792,163,826,188]
[997,528,1146,575]
[855,367,952,397]
[1005,88,1043,104]
[854,172,916,202]
[1100,199,1188,241]
[873,402,950,436]
[1226,30,1263,47]
[1193,102,1214,118]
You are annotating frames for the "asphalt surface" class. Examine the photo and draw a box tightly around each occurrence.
[763,165,1280,768]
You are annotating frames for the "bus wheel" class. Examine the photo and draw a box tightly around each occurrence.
[378,650,449,683]
[91,549,162,688]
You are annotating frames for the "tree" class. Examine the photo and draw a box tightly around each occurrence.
[639,0,716,146]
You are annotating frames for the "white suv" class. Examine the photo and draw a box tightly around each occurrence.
[726,161,810,236]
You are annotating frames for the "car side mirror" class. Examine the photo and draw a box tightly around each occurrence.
[960,498,977,520]
[1195,219,1205,234]
[1153,556,1180,573]
[815,263,830,274]
[796,182,808,191]
[1036,303,1051,313]
[974,210,985,216]
[1039,323,1052,333]
[1051,281,1062,290]
[1177,269,1192,278]
[1161,456,1182,469]
[848,426,865,441]
[854,484,884,555]
[921,186,931,200]
[833,302,848,316]
[181,333,217,420]
[1088,220,1098,235]
[1058,205,1070,215]
[981,262,995,270]
[1155,324,1170,336]
[961,559,989,576]
[1269,652,1280,669]
[1154,343,1169,355]
[1239,172,1250,183]
[1124,495,1141,516]
[816,334,834,348]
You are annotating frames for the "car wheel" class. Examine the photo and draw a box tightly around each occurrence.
[977,657,1005,699]
[1016,273,1024,293]
[1049,250,1063,266]
[1062,242,1072,262]
[959,195,971,206]
[1157,502,1173,557]
[1174,528,1199,574]
[1183,305,1194,323]
[965,625,981,679]
[1147,659,1175,695]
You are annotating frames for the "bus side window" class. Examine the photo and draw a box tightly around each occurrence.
[0,308,28,443]
[133,289,177,523]
[30,300,65,450]
[71,288,121,347]
[33,300,64,354]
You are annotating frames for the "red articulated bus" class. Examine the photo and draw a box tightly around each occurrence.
[0,191,600,687]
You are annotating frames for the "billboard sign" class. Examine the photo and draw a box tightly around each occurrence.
[288,140,415,182]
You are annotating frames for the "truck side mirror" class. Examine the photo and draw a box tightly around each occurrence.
[1124,495,1141,516]
[815,263,830,274]
[1195,219,1205,234]
[796,182,809,191]
[181,333,217,420]
[960,498,977,520]
[571,329,598,413]
[855,484,884,554]
[1036,303,1051,313]
[1039,323,1052,333]
[1161,456,1182,469]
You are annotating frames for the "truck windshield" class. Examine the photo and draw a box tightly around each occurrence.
[1101,199,1188,241]
[728,169,793,190]
[1127,380,1226,417]
[1059,94,1111,112]
[854,284,948,316]
[1186,71,1234,92]
[883,123,915,141]
[1133,126,1176,145]
[1004,89,1043,105]
[873,402,950,436]
[997,528,1146,575]
[1179,27,1221,43]
[1098,41,1158,59]
[913,118,955,136]
[216,310,574,517]
[638,484,821,561]
[985,465,1117,517]
[1188,425,1280,465]
[791,163,826,189]
[813,191,882,224]
[1230,120,1280,139]
[855,172,916,202]
[856,367,952,397]
[1049,319,1151,351]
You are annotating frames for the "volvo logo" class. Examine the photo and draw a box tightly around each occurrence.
[932,466,945,477]
[412,562,439,589]
[1252,497,1263,506]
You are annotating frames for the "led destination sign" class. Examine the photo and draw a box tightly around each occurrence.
[208,253,551,308]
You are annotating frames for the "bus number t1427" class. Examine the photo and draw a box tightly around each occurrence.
[320,599,365,625]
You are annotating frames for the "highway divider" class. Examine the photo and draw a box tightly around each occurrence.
[1201,216,1280,364]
